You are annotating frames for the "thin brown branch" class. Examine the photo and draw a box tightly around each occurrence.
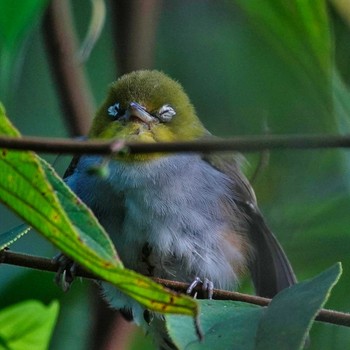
[0,136,125,154]
[1,134,350,155]
[99,312,136,350]
[43,0,95,136]
[1,250,350,328]
[110,0,163,74]
[90,293,134,350]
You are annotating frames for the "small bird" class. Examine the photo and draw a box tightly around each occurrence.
[63,70,296,348]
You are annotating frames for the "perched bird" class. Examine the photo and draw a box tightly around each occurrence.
[63,70,296,348]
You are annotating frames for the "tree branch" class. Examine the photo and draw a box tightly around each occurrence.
[1,249,349,328]
[1,133,350,155]
[42,0,95,136]
[110,0,163,74]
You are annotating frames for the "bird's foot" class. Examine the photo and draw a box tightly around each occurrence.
[186,277,214,299]
[53,253,77,292]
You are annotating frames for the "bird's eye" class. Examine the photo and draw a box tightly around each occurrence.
[156,104,176,122]
[107,102,124,119]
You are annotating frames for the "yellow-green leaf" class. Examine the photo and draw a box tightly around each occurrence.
[0,0,50,99]
[0,300,59,350]
[0,224,31,250]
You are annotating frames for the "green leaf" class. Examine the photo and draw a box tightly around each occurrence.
[167,300,262,350]
[0,0,50,99]
[0,300,59,350]
[256,263,342,350]
[0,104,198,317]
[166,264,341,350]
[39,158,119,262]
[0,0,49,46]
[0,104,20,137]
[0,224,31,250]
[235,0,332,105]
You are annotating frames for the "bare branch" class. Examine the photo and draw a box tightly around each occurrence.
[0,136,125,154]
[1,134,350,155]
[43,0,95,136]
[110,0,163,74]
[1,250,350,328]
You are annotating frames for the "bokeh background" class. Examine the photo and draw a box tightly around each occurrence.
[1,0,350,349]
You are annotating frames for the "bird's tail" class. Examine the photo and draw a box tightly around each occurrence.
[245,204,296,298]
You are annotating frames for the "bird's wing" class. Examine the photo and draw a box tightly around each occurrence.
[63,155,81,179]
[203,152,296,298]
[62,136,87,179]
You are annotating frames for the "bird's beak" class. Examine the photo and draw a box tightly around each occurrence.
[126,102,156,125]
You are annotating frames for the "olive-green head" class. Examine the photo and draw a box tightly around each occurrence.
[89,70,207,147]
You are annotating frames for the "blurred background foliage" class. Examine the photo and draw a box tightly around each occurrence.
[1,0,350,349]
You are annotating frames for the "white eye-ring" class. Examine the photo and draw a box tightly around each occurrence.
[108,103,120,117]
[157,104,176,122]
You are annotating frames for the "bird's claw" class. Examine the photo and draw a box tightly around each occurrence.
[53,253,76,292]
[202,278,214,299]
[186,277,201,297]
[187,277,214,299]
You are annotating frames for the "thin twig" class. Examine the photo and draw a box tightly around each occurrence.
[153,278,350,327]
[43,0,95,136]
[1,250,349,328]
[249,149,270,184]
[249,120,271,184]
[1,134,350,155]
[78,0,106,63]
[0,136,125,154]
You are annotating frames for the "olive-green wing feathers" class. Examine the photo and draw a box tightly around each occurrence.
[203,153,296,298]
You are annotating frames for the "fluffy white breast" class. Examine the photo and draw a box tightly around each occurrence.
[66,154,247,290]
